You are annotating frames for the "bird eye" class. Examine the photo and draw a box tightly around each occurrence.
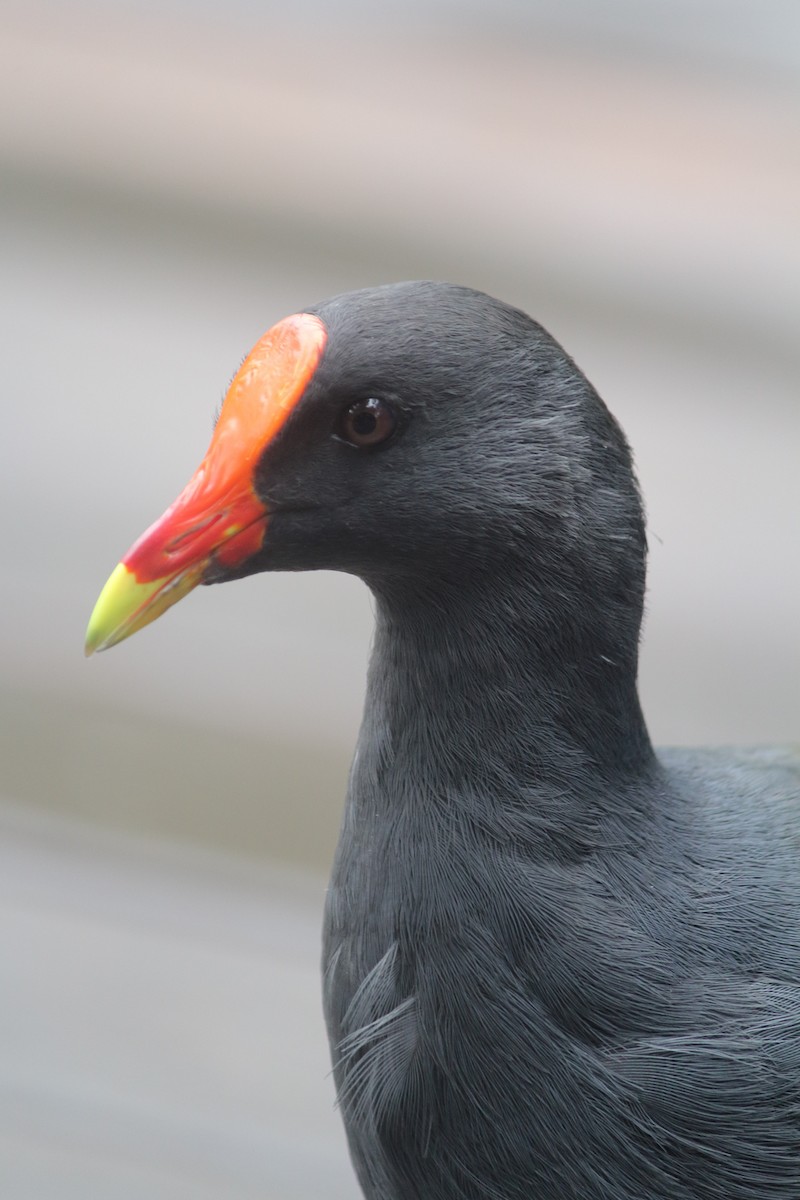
[338,398,398,448]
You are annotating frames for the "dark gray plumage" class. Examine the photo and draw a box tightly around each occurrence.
[234,282,800,1198]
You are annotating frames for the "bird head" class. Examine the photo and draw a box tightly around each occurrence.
[85,282,645,655]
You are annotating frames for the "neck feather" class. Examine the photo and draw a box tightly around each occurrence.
[351,565,655,856]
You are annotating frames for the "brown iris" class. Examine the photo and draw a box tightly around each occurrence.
[339,398,397,448]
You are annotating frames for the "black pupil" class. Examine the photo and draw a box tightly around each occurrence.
[352,408,378,436]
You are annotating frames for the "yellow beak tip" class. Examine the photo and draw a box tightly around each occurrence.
[83,626,105,656]
[84,560,205,658]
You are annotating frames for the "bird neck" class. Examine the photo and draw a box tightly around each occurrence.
[356,566,655,840]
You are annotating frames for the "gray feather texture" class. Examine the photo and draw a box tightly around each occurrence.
[241,282,799,1199]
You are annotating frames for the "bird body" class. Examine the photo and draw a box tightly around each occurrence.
[326,740,800,1198]
[86,282,800,1199]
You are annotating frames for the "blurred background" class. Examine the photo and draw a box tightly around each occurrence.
[1,0,798,1195]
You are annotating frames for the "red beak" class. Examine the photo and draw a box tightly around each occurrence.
[85,312,327,654]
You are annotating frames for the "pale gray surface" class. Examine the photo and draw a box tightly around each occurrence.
[0,800,357,1199]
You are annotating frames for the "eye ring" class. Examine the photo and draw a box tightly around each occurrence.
[337,398,398,448]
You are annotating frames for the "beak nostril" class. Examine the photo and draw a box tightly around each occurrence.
[165,514,225,555]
